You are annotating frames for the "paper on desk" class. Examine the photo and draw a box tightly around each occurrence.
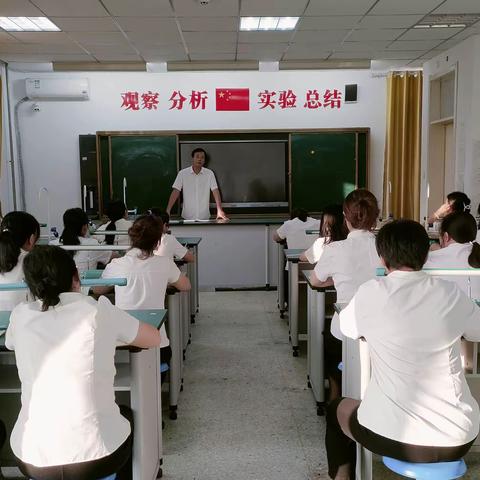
[183,219,210,223]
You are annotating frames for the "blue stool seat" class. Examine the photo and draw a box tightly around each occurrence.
[383,457,467,479]
[160,362,169,373]
[99,475,116,480]
[338,362,343,371]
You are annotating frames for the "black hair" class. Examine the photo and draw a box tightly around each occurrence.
[0,211,40,274]
[376,219,430,271]
[321,204,348,245]
[447,191,471,213]
[104,200,127,246]
[129,215,163,259]
[191,147,207,158]
[441,212,480,268]
[291,208,308,222]
[148,207,169,226]
[60,208,88,251]
[23,245,78,311]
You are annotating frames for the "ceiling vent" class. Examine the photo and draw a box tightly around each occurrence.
[414,13,480,28]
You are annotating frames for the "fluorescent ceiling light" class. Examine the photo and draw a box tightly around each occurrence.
[0,16,60,31]
[240,16,299,31]
[413,24,431,29]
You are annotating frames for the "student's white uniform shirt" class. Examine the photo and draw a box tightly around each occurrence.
[5,293,139,467]
[102,248,181,347]
[50,237,112,274]
[304,237,327,264]
[340,271,480,447]
[424,243,480,298]
[172,166,218,220]
[93,218,132,246]
[0,250,28,310]
[155,234,188,260]
[314,229,380,338]
[276,217,321,250]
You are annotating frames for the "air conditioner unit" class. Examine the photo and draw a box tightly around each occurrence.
[25,78,89,100]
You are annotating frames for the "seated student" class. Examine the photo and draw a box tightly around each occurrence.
[328,219,480,480]
[148,208,194,262]
[0,212,40,310]
[6,245,161,480]
[51,208,112,274]
[427,191,471,225]
[273,208,320,250]
[424,211,480,296]
[93,200,132,246]
[300,204,347,264]
[311,189,380,401]
[95,215,191,380]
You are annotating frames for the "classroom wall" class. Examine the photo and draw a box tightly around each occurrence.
[4,68,387,226]
[421,35,480,218]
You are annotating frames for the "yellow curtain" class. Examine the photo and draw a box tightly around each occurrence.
[383,71,423,221]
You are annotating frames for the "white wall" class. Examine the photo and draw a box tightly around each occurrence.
[421,35,480,219]
[5,68,387,226]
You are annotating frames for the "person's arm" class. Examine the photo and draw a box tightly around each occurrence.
[212,189,228,220]
[310,245,334,287]
[92,261,117,296]
[182,250,195,263]
[166,189,181,215]
[427,201,452,224]
[339,294,362,340]
[171,274,191,291]
[299,252,308,262]
[310,272,334,288]
[273,231,283,243]
[130,322,161,349]
[461,296,480,341]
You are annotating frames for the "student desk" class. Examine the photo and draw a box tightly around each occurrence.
[284,249,313,357]
[0,308,167,480]
[274,239,287,318]
[303,271,336,416]
[169,217,286,289]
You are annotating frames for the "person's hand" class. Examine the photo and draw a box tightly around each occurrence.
[433,201,452,220]
[429,243,441,251]
[216,209,229,221]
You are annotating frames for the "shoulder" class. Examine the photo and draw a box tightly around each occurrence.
[80,237,100,246]
[203,167,215,175]
[95,223,107,232]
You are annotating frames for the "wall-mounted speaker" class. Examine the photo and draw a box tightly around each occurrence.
[345,84,358,103]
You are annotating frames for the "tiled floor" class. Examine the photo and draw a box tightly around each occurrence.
[161,290,480,480]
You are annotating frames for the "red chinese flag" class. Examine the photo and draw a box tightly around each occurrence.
[216,88,250,111]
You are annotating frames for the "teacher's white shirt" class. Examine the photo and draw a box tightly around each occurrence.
[6,293,139,467]
[172,166,218,220]
[340,271,480,447]
[314,229,381,338]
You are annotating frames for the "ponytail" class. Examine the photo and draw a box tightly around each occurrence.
[0,211,40,273]
[23,245,77,311]
[343,189,379,230]
[104,200,127,246]
[60,208,88,255]
[468,242,480,268]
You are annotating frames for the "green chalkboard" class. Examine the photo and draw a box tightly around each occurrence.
[108,135,177,214]
[291,132,367,212]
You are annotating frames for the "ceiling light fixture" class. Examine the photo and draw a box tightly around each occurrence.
[414,13,479,29]
[240,16,299,31]
[0,16,60,31]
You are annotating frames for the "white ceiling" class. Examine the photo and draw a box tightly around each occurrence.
[0,0,478,66]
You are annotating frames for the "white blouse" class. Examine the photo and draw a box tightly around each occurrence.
[276,217,321,250]
[0,250,28,310]
[303,237,327,264]
[340,271,480,447]
[102,249,181,348]
[155,234,188,260]
[92,218,132,246]
[6,293,139,467]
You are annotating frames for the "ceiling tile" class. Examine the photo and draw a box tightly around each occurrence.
[50,17,121,32]
[237,51,283,60]
[9,32,75,44]
[135,43,185,53]
[141,50,188,61]
[358,14,424,28]
[125,31,183,45]
[305,0,377,16]
[433,0,480,14]
[32,0,108,17]
[329,52,373,59]
[0,0,44,16]
[190,52,236,60]
[237,43,289,54]
[339,41,391,51]
[67,32,130,46]
[0,43,84,54]
[298,16,361,30]
[388,39,444,50]
[238,31,293,43]
[399,27,464,41]
[115,17,179,33]
[172,0,239,17]
[293,29,350,43]
[373,50,424,59]
[348,28,406,41]
[188,43,237,53]
[0,53,94,62]
[92,52,142,61]
[240,0,308,16]
[178,16,238,31]
[369,0,444,15]
[0,32,20,43]
[282,49,331,60]
[102,0,173,16]
[183,31,237,44]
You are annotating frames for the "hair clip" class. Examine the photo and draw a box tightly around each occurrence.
[1,228,9,233]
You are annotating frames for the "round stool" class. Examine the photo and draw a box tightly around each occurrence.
[160,362,169,374]
[383,457,467,479]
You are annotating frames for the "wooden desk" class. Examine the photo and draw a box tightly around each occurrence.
[0,309,167,480]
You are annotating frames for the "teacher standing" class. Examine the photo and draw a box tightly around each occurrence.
[166,148,228,221]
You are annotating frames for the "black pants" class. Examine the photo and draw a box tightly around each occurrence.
[326,398,475,479]
[17,405,134,480]
[0,419,5,451]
